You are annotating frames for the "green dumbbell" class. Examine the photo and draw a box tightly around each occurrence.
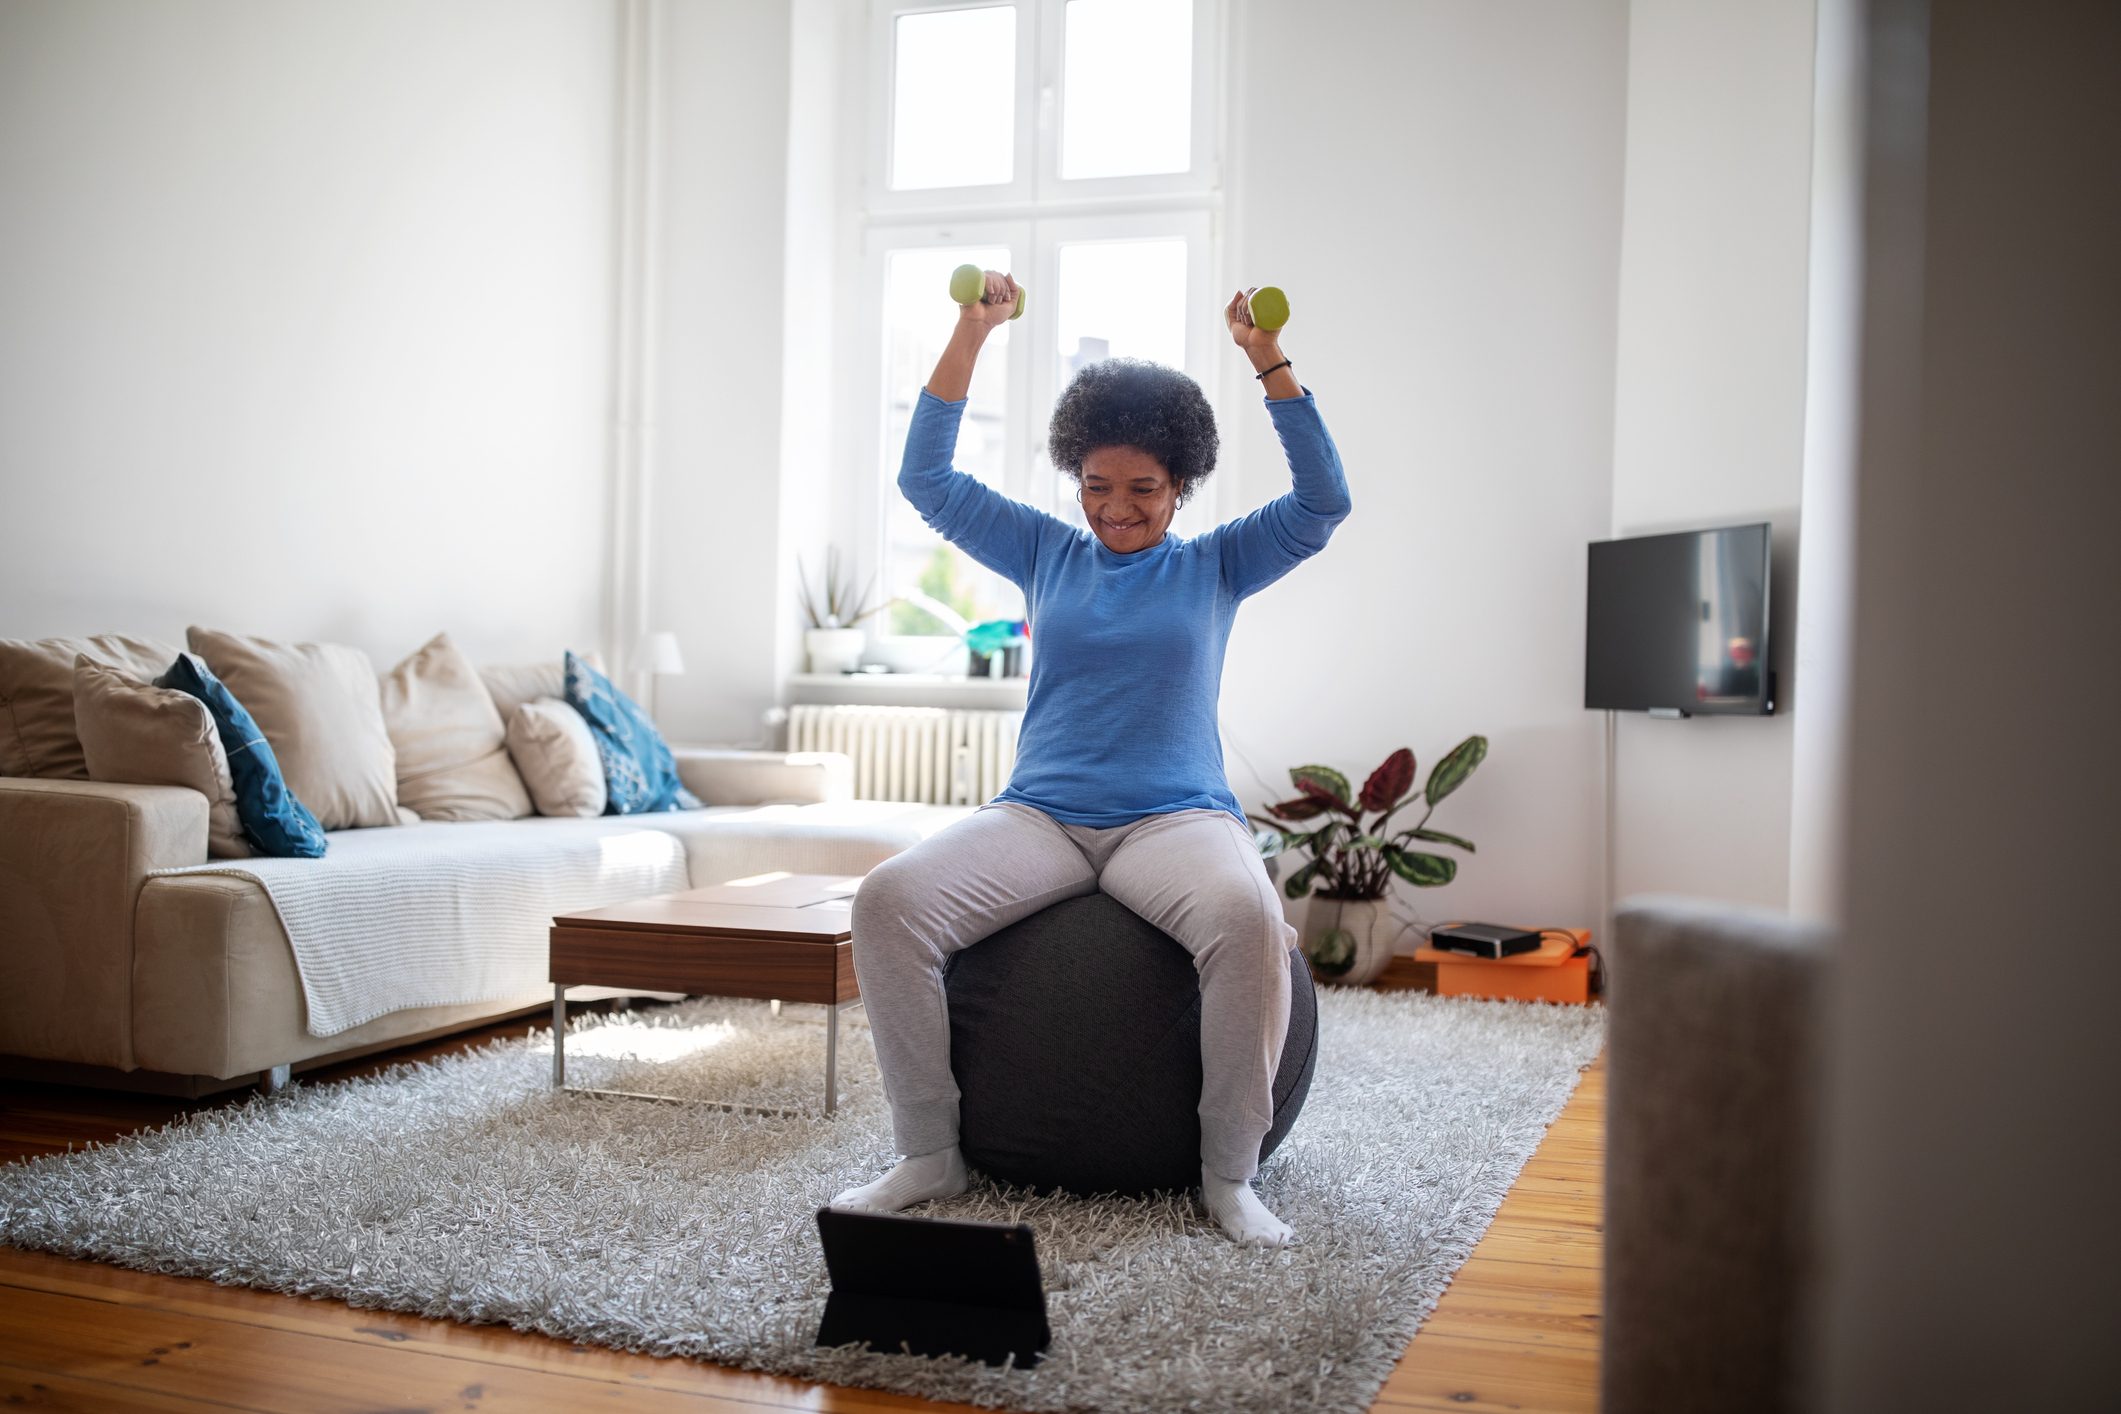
[1247,285,1290,332]
[950,263,1028,321]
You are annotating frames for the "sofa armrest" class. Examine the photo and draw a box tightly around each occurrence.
[671,748,854,806]
[0,778,209,1069]
[1601,893,1831,1414]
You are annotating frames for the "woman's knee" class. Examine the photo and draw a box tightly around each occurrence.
[852,857,919,945]
[852,851,966,954]
[1195,884,1296,968]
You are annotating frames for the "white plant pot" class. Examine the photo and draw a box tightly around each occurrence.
[1299,894,1407,987]
[805,627,866,674]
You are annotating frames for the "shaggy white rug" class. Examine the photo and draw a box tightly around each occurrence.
[0,990,1604,1414]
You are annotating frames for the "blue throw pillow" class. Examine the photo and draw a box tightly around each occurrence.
[157,652,328,858]
[559,648,699,814]
[562,650,700,815]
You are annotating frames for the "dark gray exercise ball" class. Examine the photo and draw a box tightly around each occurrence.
[942,890,1319,1197]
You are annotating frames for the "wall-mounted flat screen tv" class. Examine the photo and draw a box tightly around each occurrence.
[1585,523,1774,716]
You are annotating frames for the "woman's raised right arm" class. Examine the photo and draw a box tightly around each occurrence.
[899,271,1062,587]
[925,269,1019,400]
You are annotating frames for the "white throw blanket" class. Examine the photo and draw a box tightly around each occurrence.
[150,817,692,1037]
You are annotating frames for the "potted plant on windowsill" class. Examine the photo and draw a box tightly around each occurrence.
[798,547,895,674]
[1248,737,1489,986]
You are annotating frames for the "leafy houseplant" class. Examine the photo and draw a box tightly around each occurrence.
[1247,737,1489,985]
[796,547,896,673]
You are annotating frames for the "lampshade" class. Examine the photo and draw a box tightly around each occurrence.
[630,630,685,676]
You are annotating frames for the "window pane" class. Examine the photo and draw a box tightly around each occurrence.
[1050,238,1193,522]
[882,246,1022,639]
[1056,238,1188,384]
[1061,0,1192,180]
[893,7,1016,191]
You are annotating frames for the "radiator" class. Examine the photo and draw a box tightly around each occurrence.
[786,704,1023,805]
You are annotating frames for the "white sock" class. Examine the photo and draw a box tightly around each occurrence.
[830,1146,969,1213]
[1201,1164,1295,1247]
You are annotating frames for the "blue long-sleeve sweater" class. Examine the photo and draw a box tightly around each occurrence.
[898,384,1352,830]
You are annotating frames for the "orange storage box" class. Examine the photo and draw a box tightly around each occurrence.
[1413,928,1594,1005]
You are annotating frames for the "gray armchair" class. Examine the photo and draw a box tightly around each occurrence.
[1601,894,1831,1413]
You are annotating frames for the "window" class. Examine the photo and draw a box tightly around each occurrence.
[863,0,1224,641]
[889,7,1017,191]
[1060,0,1193,180]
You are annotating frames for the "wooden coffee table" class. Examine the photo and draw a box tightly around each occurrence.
[549,872,862,1115]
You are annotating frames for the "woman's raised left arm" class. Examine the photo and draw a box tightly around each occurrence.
[1211,288,1353,599]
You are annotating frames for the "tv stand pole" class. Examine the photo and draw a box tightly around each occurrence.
[1602,709,1616,956]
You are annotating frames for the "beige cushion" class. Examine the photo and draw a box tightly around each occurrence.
[0,634,181,779]
[71,657,251,858]
[672,748,854,806]
[185,626,405,831]
[661,799,973,888]
[479,650,605,726]
[379,633,532,822]
[505,698,606,817]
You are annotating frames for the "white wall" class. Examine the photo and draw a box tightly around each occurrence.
[1607,0,1818,911]
[1221,0,1628,936]
[0,0,615,671]
[638,0,796,745]
[774,0,852,712]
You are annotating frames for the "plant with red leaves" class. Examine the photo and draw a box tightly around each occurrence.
[1245,738,1488,904]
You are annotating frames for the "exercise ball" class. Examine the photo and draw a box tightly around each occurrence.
[943,891,1319,1197]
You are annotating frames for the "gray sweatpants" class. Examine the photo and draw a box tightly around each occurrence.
[850,798,1297,1182]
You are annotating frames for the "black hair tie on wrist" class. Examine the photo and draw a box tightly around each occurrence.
[1254,358,1293,381]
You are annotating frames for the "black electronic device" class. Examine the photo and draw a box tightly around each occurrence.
[814,1206,1050,1368]
[1585,522,1775,716]
[1430,922,1543,959]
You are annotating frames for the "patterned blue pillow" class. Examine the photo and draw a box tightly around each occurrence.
[156,652,328,858]
[562,650,700,814]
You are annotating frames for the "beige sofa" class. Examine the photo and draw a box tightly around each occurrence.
[0,748,973,1096]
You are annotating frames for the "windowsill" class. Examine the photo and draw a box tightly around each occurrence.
[797,674,1026,682]
[793,678,1030,695]
[785,672,1028,709]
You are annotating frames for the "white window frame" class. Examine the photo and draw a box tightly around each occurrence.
[1024,207,1219,533]
[865,0,1224,217]
[858,0,1227,628]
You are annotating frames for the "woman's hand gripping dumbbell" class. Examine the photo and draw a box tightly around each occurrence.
[950,264,1027,326]
[1227,285,1298,398]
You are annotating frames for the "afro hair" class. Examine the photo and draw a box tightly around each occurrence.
[1047,358,1219,509]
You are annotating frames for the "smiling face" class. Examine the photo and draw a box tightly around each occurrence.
[1081,445,1178,554]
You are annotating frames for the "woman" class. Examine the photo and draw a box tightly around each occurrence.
[831,272,1352,1246]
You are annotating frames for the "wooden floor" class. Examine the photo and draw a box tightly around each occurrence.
[0,969,1606,1413]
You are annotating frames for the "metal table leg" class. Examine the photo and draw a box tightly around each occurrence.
[552,984,567,1086]
[550,995,860,1119]
[826,1002,839,1113]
